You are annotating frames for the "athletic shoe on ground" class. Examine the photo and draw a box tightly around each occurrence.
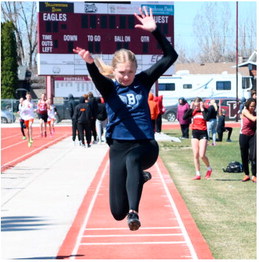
[28,141,32,147]
[143,171,152,183]
[205,169,212,179]
[87,144,91,148]
[192,175,201,180]
[242,175,250,182]
[226,139,232,142]
[251,176,256,183]
[22,136,26,140]
[127,212,141,231]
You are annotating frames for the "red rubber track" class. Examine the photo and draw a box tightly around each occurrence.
[1,126,71,172]
[1,122,239,172]
[57,153,214,259]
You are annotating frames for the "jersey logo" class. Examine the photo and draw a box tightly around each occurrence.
[119,93,142,110]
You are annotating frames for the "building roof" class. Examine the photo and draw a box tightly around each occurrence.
[175,62,249,76]
[238,50,257,67]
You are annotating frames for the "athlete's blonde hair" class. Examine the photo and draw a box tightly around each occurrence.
[95,49,138,78]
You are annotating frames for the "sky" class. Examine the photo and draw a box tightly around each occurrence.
[173,1,257,58]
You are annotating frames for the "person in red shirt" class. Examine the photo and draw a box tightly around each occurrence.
[183,97,213,180]
[37,93,49,137]
[148,93,159,132]
[154,95,164,133]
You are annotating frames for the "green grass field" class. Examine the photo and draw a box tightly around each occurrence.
[159,127,257,259]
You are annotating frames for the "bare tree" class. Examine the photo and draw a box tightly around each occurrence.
[192,2,256,63]
[1,1,37,69]
[238,15,256,58]
[193,2,234,63]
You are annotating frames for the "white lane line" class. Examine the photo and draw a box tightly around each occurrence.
[69,160,109,260]
[80,241,186,246]
[82,233,183,237]
[155,162,198,260]
[1,133,21,141]
[1,134,42,150]
[1,135,66,169]
[85,226,180,231]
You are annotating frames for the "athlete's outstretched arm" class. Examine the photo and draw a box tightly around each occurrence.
[73,47,94,64]
[134,7,157,33]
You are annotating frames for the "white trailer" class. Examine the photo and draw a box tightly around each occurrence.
[158,71,252,106]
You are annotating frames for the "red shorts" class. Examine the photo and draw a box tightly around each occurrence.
[24,119,34,128]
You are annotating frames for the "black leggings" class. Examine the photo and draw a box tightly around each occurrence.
[239,134,256,177]
[72,119,79,142]
[109,139,159,220]
[217,127,233,141]
[77,122,91,145]
[20,119,26,136]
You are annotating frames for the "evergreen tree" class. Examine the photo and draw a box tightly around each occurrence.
[1,21,18,99]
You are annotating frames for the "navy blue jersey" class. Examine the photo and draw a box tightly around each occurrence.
[87,28,178,140]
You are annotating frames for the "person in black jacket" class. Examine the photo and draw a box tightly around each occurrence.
[73,95,92,148]
[207,99,218,146]
[68,94,79,144]
[216,109,232,142]
[88,92,98,143]
[96,97,107,144]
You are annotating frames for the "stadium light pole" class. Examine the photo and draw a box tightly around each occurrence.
[235,1,239,122]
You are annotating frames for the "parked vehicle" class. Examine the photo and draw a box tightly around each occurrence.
[163,104,177,122]
[1,110,16,123]
[158,72,252,106]
[54,98,79,122]
[162,97,240,122]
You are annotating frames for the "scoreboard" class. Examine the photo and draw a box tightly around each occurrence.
[37,1,175,76]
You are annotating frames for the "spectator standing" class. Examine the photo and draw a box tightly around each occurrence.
[96,97,108,144]
[207,99,218,145]
[88,92,98,143]
[238,97,246,115]
[148,93,159,132]
[183,97,212,180]
[239,98,256,183]
[68,94,79,144]
[177,97,191,138]
[216,109,232,142]
[73,95,92,148]
[155,95,164,133]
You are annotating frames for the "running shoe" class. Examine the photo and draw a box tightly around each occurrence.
[251,176,256,183]
[192,175,201,180]
[22,136,26,140]
[205,169,212,179]
[143,171,152,183]
[127,212,141,231]
[242,175,250,182]
[28,141,32,147]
